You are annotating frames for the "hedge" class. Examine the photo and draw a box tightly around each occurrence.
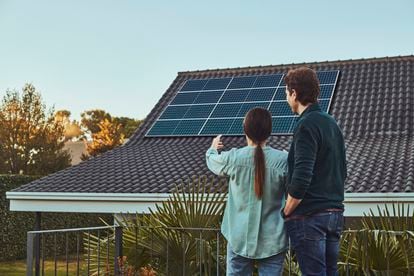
[0,175,112,261]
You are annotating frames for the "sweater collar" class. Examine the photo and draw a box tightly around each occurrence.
[299,103,321,118]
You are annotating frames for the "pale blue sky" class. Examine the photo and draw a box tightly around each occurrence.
[1,0,413,120]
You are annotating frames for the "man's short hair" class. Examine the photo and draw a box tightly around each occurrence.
[284,67,320,105]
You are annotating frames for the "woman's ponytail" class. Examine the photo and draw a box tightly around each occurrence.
[243,107,272,199]
[254,144,265,198]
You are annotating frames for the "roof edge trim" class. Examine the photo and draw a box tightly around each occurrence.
[6,191,414,202]
[6,192,171,202]
[177,55,414,75]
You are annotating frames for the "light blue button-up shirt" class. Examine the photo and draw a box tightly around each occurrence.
[206,145,288,259]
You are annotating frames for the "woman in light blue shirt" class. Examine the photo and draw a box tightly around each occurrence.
[206,108,288,275]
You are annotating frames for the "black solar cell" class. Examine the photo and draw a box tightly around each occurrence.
[184,104,215,119]
[170,92,199,105]
[203,78,232,90]
[146,120,180,136]
[220,89,250,103]
[228,76,257,89]
[201,118,235,135]
[193,90,224,104]
[246,88,275,102]
[173,120,205,135]
[211,104,242,118]
[253,74,283,88]
[180,79,208,91]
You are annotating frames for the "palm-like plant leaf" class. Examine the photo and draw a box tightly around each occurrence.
[84,175,227,275]
[82,229,115,276]
[339,203,414,275]
[129,175,227,275]
[362,203,414,231]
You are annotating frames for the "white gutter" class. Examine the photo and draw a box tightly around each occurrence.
[6,192,414,216]
[344,193,414,201]
[6,192,172,213]
[343,193,414,216]
[6,192,171,201]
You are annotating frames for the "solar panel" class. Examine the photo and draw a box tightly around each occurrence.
[194,90,223,104]
[203,78,231,90]
[146,70,339,137]
[180,79,208,91]
[200,118,235,135]
[220,89,250,103]
[246,88,276,102]
[238,102,270,118]
[211,103,242,118]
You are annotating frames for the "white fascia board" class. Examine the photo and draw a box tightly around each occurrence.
[6,192,171,201]
[6,192,414,216]
[9,198,160,213]
[344,193,414,202]
[7,192,171,213]
[6,192,221,214]
[344,193,414,216]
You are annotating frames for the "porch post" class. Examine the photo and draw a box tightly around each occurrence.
[114,226,123,275]
[34,212,41,276]
[26,232,34,276]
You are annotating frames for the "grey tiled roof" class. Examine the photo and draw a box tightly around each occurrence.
[12,56,414,194]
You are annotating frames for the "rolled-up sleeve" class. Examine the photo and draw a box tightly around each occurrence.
[288,126,318,199]
[205,148,235,176]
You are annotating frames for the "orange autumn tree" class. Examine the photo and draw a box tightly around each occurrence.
[81,117,125,160]
[0,83,72,174]
[80,109,142,160]
[54,109,83,141]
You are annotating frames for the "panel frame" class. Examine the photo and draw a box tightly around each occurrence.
[145,70,339,137]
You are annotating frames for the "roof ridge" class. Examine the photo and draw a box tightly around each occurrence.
[178,55,414,75]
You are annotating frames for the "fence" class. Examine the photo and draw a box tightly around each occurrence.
[26,225,226,276]
[26,226,414,275]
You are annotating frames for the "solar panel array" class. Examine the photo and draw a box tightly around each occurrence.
[146,70,339,137]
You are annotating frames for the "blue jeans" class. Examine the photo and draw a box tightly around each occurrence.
[226,244,285,276]
[285,211,344,276]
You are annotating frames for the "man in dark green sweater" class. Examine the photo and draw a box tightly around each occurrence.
[282,67,347,276]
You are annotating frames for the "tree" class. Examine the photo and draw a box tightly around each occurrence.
[81,109,142,139]
[81,118,125,160]
[55,110,83,141]
[113,116,143,139]
[0,83,72,175]
[80,109,143,160]
[80,109,112,136]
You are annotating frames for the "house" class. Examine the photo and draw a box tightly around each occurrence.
[63,140,88,165]
[6,55,414,217]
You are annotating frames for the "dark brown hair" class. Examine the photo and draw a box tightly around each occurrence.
[243,108,272,199]
[284,67,320,105]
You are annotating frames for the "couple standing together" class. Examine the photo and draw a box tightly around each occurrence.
[206,67,347,276]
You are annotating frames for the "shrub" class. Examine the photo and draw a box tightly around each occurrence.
[1,174,112,261]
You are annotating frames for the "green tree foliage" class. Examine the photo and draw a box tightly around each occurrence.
[81,109,142,139]
[113,116,143,139]
[81,109,112,136]
[0,84,72,175]
[0,175,113,261]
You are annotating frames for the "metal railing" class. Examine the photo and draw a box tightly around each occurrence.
[26,226,414,276]
[27,225,120,276]
[26,225,225,276]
